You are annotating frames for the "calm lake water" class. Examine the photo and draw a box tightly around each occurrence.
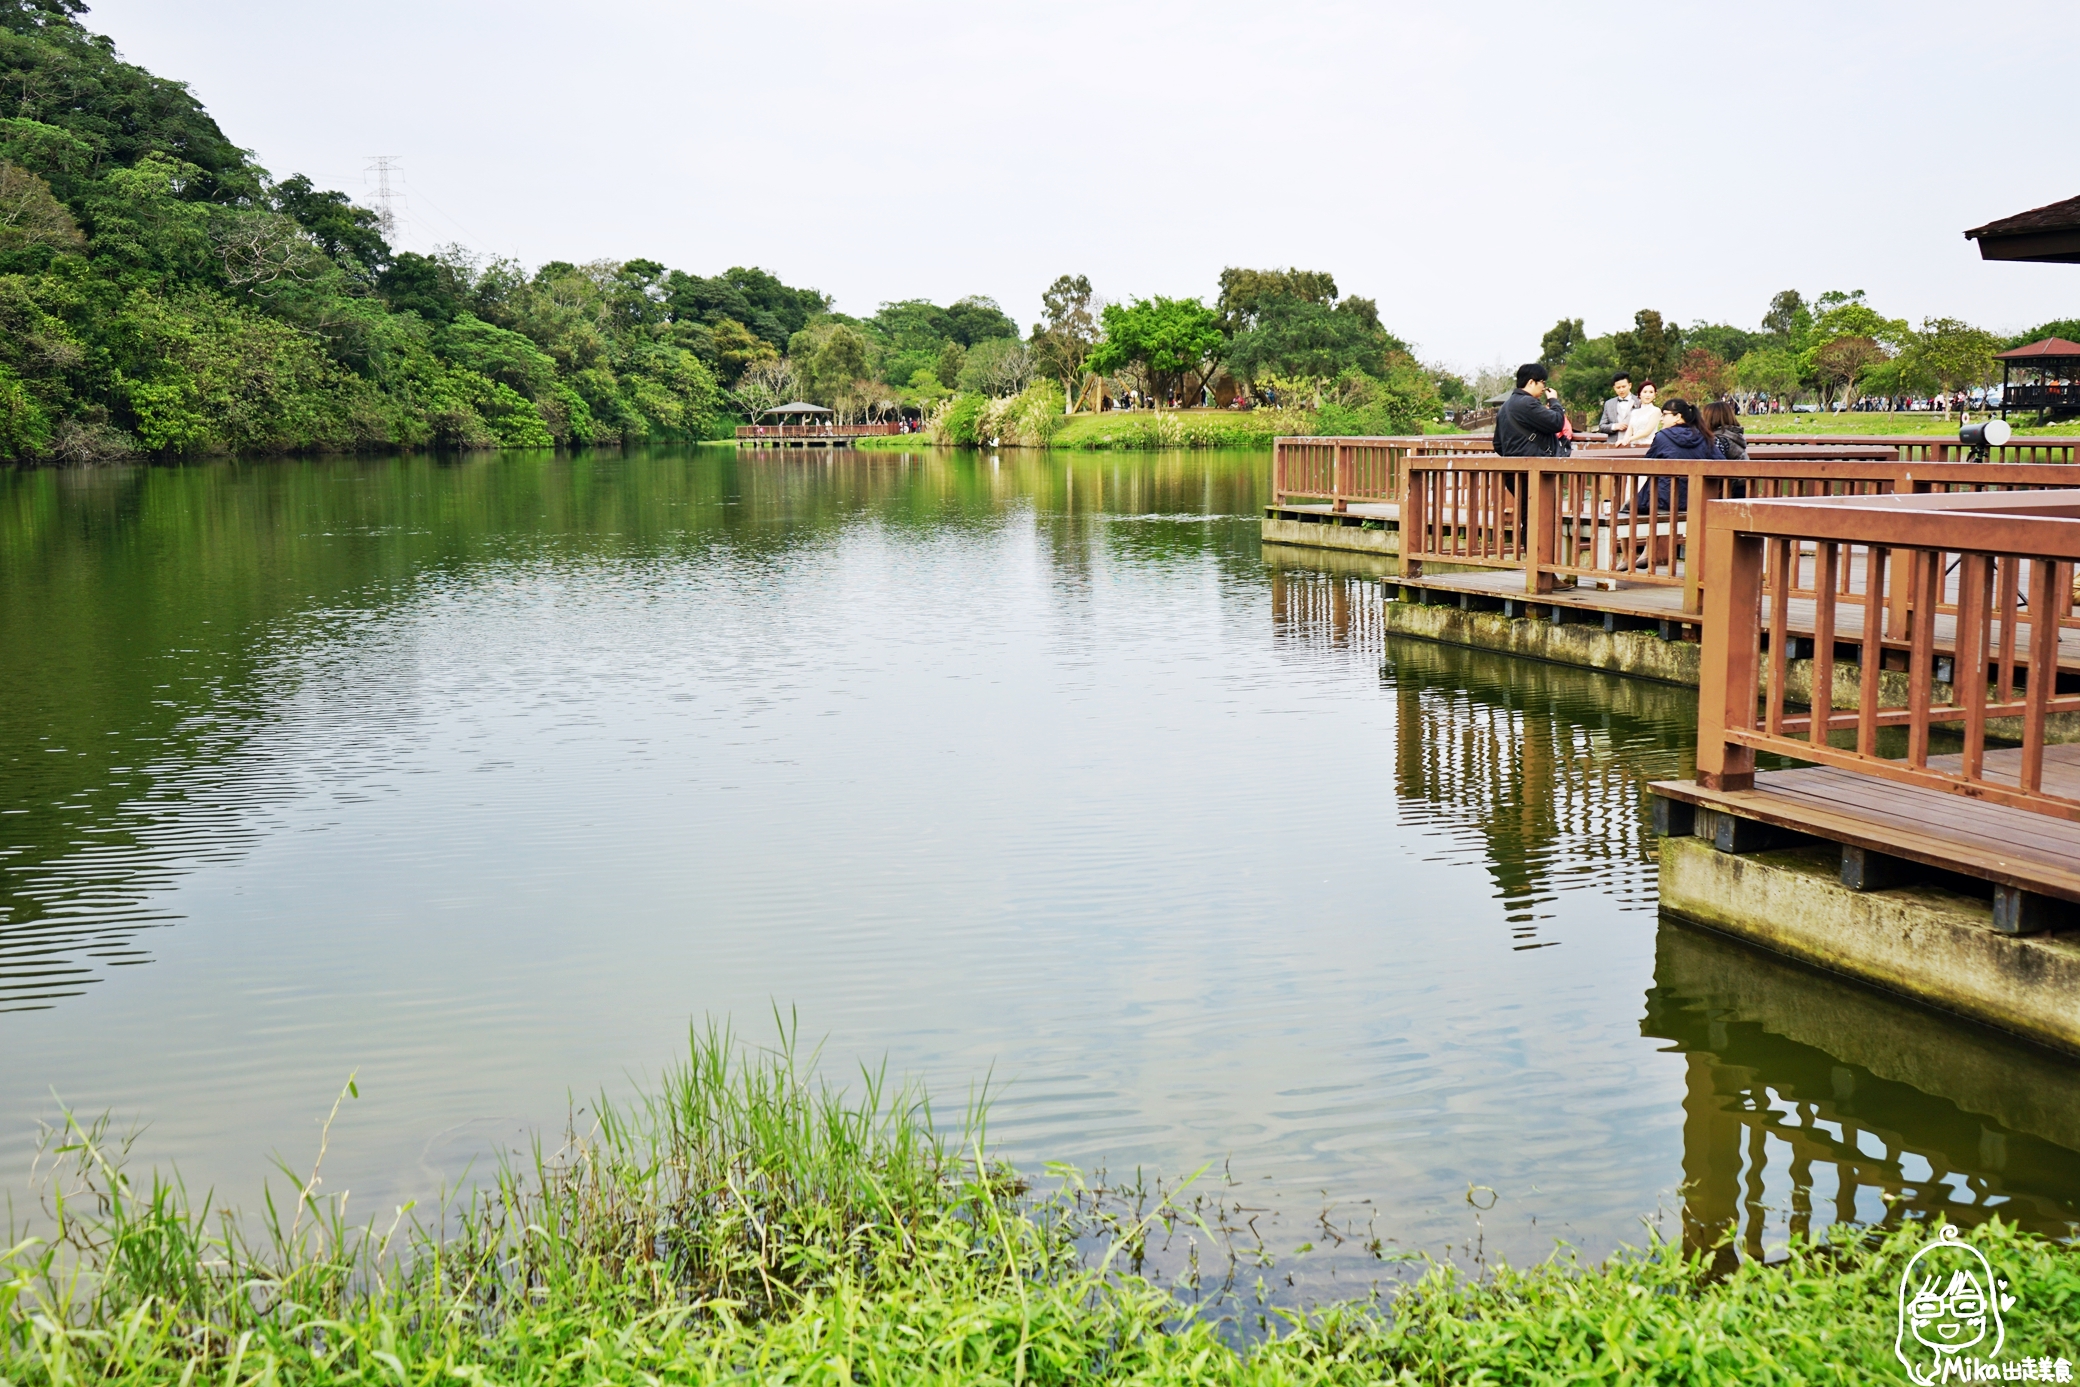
[4,446,2076,1295]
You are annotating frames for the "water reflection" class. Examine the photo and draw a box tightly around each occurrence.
[0,448,1269,1012]
[1382,635,1695,930]
[1647,919,2080,1266]
[1266,542,2080,1262]
[4,448,2079,1283]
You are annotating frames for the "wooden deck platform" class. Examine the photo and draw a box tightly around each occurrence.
[1652,744,2080,906]
[1393,569,2080,672]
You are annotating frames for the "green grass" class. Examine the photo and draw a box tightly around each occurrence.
[1043,409,1313,451]
[1741,411,2080,436]
[8,1025,2079,1384]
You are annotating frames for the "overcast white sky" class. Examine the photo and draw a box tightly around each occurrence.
[88,0,2080,370]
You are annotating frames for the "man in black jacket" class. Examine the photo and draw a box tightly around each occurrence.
[1493,363,1567,456]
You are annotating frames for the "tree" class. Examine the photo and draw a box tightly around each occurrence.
[942,294,1019,346]
[2007,318,2080,350]
[730,357,796,424]
[0,158,82,257]
[211,209,331,297]
[1552,334,1621,413]
[786,321,870,406]
[1734,348,1800,405]
[1216,266,1338,334]
[1029,273,1097,406]
[1902,317,2000,415]
[1669,348,1734,402]
[1761,289,1810,344]
[957,337,1033,397]
[1613,309,1681,389]
[271,174,387,283]
[1314,357,1444,435]
[1225,297,1397,388]
[1684,322,1759,366]
[1810,336,1887,409]
[1086,296,1226,403]
[933,339,965,389]
[1540,317,1583,366]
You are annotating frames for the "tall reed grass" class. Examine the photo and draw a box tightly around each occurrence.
[7,1021,2079,1384]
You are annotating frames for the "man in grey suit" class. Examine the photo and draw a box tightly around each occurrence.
[1597,374,1635,440]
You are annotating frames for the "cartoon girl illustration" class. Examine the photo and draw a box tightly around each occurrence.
[1895,1224,2008,1384]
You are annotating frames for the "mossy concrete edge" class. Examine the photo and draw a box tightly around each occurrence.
[1659,835,2080,1056]
[1260,516,1399,555]
[1381,600,1702,685]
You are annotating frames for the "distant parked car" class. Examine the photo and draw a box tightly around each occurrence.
[1792,403,1819,413]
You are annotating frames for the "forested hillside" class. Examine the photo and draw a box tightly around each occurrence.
[0,0,839,461]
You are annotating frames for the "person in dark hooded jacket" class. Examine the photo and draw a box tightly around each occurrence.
[1493,363,1567,457]
[1633,397,1720,513]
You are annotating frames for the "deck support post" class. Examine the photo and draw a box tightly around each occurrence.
[1992,885,2060,936]
[1696,808,1803,854]
[1650,794,1695,837]
[1840,845,1924,892]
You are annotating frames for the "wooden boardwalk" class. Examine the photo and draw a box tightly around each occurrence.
[1654,744,2080,904]
[1392,567,2080,672]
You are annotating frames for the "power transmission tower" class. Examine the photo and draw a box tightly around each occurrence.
[364,155,402,244]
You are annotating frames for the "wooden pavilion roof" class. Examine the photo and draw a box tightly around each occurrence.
[1996,338,2080,361]
[1964,195,2080,263]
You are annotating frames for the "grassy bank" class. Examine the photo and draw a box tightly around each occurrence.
[8,1029,2078,1384]
[1048,409,1303,450]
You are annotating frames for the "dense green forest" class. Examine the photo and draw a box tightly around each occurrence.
[0,0,876,461]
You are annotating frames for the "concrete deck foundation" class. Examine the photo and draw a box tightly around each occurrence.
[1659,835,2080,1055]
[1384,599,1702,684]
[1260,514,1398,556]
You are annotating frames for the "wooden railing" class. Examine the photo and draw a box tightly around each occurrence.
[1265,433,2074,509]
[1696,489,2080,822]
[1400,454,2080,614]
[1715,435,2077,464]
[1271,435,1493,509]
[736,422,907,439]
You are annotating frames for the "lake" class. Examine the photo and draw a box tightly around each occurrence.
[4,446,2075,1297]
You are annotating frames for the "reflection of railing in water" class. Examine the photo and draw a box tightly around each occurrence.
[1383,639,1696,924]
[1267,566,1385,652]
[1646,921,2080,1268]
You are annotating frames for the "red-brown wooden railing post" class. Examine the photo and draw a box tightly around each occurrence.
[1682,466,1709,615]
[1697,512,1761,792]
[1273,440,1286,506]
[1402,465,1425,579]
[1527,463,1556,594]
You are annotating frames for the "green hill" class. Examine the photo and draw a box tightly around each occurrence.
[0,0,830,461]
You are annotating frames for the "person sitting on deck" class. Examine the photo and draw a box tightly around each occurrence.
[1598,373,1635,440]
[1701,399,1746,461]
[1493,363,1567,457]
[1632,397,1721,513]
